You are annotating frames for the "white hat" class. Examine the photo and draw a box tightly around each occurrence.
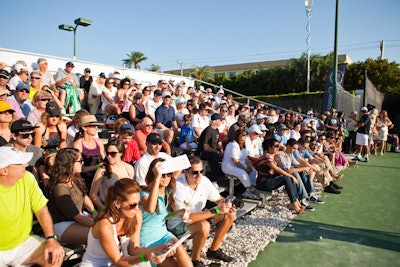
[112,73,122,79]
[134,80,142,85]
[176,97,186,104]
[248,124,263,135]
[217,89,224,95]
[258,124,268,131]
[257,114,266,120]
[148,82,156,87]
[0,147,33,169]
[14,63,29,73]
[162,91,171,98]
[361,107,368,112]
[198,86,205,92]
[307,110,314,116]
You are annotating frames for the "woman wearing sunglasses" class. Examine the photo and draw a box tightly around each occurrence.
[90,138,134,211]
[140,158,193,267]
[27,90,52,126]
[47,148,96,245]
[81,178,169,267]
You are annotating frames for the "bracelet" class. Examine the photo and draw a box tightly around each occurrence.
[214,207,220,215]
[91,209,98,214]
[140,253,148,262]
[96,163,101,169]
[169,211,174,218]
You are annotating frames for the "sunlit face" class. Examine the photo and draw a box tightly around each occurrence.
[47,116,60,126]
[0,110,14,123]
[5,162,28,180]
[13,131,34,147]
[119,193,140,219]
[106,145,122,164]
[119,133,132,145]
[185,162,204,187]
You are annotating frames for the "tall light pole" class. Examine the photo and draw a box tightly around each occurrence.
[58,18,92,60]
[305,0,313,93]
[332,0,339,108]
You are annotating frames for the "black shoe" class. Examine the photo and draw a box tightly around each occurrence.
[207,248,234,262]
[324,185,341,194]
[192,260,205,267]
[331,182,343,190]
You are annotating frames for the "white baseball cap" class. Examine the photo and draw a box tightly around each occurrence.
[0,147,33,169]
[248,124,263,135]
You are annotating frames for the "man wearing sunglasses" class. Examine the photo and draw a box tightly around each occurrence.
[14,82,34,117]
[7,119,41,177]
[168,156,236,267]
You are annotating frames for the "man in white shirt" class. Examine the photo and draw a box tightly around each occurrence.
[192,103,211,138]
[145,89,163,122]
[168,157,235,266]
[134,133,171,186]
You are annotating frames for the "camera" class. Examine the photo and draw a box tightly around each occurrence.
[225,195,244,209]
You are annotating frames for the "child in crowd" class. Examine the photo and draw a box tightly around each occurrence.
[179,114,198,155]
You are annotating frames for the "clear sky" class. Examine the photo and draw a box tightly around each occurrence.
[1,0,399,71]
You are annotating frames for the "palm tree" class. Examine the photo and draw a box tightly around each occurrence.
[122,51,148,69]
[189,65,215,83]
[148,64,161,72]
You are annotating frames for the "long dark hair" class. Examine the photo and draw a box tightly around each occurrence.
[47,148,86,197]
[104,138,125,179]
[233,128,247,149]
[145,158,176,212]
[96,178,141,237]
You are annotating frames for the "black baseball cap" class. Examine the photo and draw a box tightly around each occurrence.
[146,133,163,144]
[11,119,39,133]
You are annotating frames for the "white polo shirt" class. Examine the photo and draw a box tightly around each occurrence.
[174,174,220,213]
[134,151,171,186]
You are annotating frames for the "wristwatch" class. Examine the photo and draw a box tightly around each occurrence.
[46,234,58,240]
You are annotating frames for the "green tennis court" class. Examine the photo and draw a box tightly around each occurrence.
[249,152,400,267]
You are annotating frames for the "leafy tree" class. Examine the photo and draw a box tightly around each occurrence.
[189,65,215,85]
[344,58,400,93]
[122,51,148,69]
[148,64,161,72]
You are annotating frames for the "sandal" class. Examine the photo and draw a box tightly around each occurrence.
[289,203,305,214]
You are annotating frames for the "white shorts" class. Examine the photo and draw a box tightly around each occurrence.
[53,221,75,242]
[356,132,369,146]
[0,235,44,266]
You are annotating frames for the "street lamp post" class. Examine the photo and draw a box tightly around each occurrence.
[58,18,92,60]
[305,0,313,93]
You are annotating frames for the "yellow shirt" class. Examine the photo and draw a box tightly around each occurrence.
[29,86,42,100]
[0,171,48,250]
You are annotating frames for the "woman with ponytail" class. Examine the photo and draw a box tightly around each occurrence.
[80,178,169,267]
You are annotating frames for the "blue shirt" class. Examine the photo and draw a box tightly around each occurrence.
[180,124,195,145]
[155,104,175,128]
[294,148,312,159]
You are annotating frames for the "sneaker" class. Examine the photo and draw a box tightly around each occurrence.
[352,156,361,161]
[324,185,341,194]
[332,182,343,190]
[242,188,258,199]
[308,195,324,204]
[301,200,315,211]
[364,156,369,162]
[192,260,205,267]
[207,248,234,262]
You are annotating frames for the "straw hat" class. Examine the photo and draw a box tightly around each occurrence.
[81,115,102,127]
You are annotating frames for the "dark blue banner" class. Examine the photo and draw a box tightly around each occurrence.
[321,63,347,113]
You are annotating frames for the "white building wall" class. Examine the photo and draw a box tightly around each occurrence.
[0,47,194,87]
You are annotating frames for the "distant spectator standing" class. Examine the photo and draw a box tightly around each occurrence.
[353,107,371,162]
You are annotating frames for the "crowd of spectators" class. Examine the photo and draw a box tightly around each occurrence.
[1,58,399,267]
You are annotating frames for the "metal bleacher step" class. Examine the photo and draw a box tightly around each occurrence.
[235,200,258,219]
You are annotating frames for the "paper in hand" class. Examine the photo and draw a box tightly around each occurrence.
[160,155,191,174]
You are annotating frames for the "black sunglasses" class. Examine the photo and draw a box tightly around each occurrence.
[106,151,118,157]
[125,202,139,210]
[19,132,35,139]
[161,172,173,178]
[191,169,204,175]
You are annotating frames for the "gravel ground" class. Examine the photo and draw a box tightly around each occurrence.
[198,182,324,267]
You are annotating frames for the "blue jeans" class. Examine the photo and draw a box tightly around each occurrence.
[293,172,308,200]
[256,175,298,203]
